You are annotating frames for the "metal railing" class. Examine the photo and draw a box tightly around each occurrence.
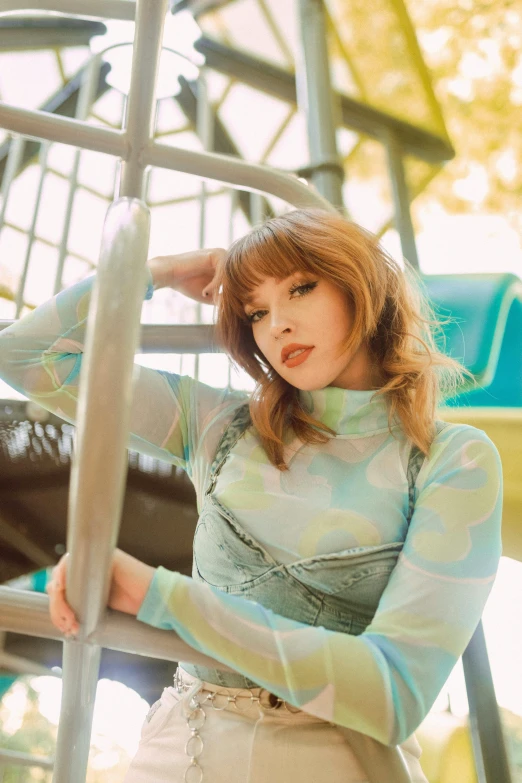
[0,1,333,781]
[0,749,53,781]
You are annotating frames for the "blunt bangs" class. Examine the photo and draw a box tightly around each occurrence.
[222,221,322,318]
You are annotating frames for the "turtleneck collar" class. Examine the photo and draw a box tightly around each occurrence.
[297,386,399,436]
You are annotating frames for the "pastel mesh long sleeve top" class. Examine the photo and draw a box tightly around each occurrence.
[0,271,503,746]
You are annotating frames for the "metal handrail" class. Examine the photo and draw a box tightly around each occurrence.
[0,321,217,352]
[0,0,136,19]
[0,586,235,670]
[47,198,153,783]
[0,748,53,771]
[0,101,334,212]
[0,2,336,781]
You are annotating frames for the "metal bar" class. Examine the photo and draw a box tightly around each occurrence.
[0,102,126,158]
[0,586,235,670]
[0,0,136,20]
[150,185,228,208]
[462,620,513,783]
[195,71,213,381]
[0,135,25,232]
[54,642,101,782]
[171,0,234,14]
[47,59,172,766]
[175,76,274,223]
[384,129,419,269]
[0,507,55,566]
[119,0,168,197]
[0,219,95,269]
[197,73,213,246]
[227,187,238,387]
[0,17,106,50]
[194,36,455,165]
[257,0,293,67]
[388,0,450,142]
[375,165,441,240]
[52,200,151,783]
[15,141,49,318]
[0,105,333,212]
[0,29,97,52]
[145,141,335,211]
[228,188,238,245]
[0,60,112,184]
[0,320,221,352]
[0,750,53,771]
[0,650,58,677]
[259,106,295,165]
[296,0,344,208]
[250,192,264,225]
[94,604,233,669]
[54,55,102,296]
[322,4,367,100]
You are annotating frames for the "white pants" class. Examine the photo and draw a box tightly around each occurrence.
[123,667,428,783]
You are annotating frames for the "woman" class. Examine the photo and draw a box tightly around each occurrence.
[0,209,503,783]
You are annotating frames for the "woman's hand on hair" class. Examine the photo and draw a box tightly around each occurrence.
[147,248,226,304]
[46,549,156,637]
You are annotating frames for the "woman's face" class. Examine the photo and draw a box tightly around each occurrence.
[243,271,379,391]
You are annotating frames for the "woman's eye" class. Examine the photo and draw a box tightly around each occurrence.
[290,282,317,297]
[246,282,317,324]
[247,310,264,324]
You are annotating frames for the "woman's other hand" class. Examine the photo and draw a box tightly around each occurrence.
[46,549,155,636]
[147,248,226,304]
[46,553,78,636]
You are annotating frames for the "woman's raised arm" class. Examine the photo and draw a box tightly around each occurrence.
[0,250,244,477]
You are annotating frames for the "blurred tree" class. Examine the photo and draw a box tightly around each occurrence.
[406,0,522,235]
[0,679,55,782]
[0,677,135,782]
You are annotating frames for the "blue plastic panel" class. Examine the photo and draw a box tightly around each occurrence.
[422,273,522,408]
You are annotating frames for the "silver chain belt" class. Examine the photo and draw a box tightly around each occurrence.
[173,666,302,783]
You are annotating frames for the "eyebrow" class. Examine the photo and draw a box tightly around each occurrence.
[242,272,304,309]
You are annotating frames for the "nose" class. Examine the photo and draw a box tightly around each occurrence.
[267,299,294,341]
[269,320,292,341]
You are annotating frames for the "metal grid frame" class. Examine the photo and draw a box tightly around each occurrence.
[0,2,334,780]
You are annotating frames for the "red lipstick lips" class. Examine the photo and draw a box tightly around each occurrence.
[281,344,314,368]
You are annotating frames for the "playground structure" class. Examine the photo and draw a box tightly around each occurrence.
[0,1,520,781]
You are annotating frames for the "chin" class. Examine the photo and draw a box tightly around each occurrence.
[284,375,331,392]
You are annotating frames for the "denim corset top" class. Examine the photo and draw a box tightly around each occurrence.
[181,403,444,689]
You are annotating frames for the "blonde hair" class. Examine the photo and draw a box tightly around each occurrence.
[213,208,473,471]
